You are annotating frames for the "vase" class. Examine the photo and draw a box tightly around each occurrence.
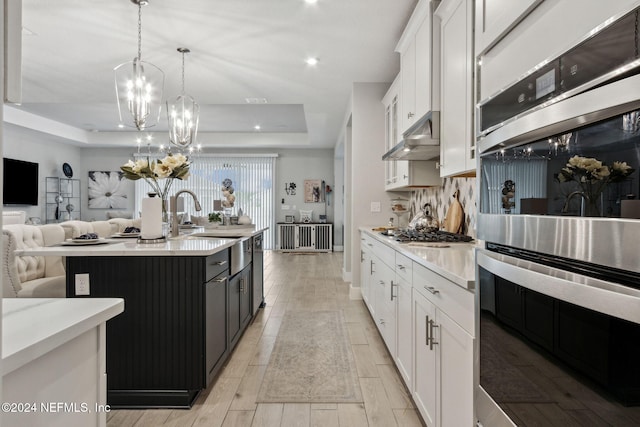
[584,192,603,217]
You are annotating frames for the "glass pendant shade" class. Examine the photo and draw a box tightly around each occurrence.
[114,57,164,130]
[113,0,164,131]
[167,94,199,148]
[167,47,199,149]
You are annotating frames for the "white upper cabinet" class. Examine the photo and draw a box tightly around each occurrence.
[436,0,475,177]
[474,0,544,56]
[397,0,440,134]
[382,76,401,190]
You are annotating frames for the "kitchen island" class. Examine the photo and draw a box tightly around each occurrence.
[16,229,267,409]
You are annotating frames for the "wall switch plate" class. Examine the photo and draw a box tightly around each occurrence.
[371,202,381,212]
[75,273,90,295]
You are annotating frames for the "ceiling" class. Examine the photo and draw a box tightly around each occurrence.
[9,0,417,150]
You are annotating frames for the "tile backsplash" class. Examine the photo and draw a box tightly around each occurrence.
[410,177,477,237]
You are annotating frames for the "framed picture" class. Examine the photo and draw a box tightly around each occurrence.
[88,171,128,209]
[304,179,323,203]
[285,215,295,223]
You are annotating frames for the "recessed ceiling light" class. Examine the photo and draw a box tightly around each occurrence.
[306,57,319,66]
[245,97,268,104]
[304,0,318,4]
[118,124,125,129]
[254,125,261,131]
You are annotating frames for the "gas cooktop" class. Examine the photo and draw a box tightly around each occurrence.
[393,230,474,243]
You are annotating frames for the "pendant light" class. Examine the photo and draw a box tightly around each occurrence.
[114,0,164,131]
[167,47,199,149]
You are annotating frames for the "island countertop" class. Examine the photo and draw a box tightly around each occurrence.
[3,298,124,375]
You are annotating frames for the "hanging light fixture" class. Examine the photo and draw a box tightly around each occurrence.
[166,47,199,149]
[114,0,164,131]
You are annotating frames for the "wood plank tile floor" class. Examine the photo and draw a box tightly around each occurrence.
[107,251,424,427]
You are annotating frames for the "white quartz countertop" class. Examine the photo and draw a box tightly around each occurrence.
[360,227,476,290]
[187,226,268,237]
[2,298,124,376]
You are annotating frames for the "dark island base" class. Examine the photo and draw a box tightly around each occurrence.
[108,389,200,409]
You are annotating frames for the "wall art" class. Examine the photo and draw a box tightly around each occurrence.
[88,171,128,209]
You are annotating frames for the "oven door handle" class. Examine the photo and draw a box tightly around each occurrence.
[476,248,640,325]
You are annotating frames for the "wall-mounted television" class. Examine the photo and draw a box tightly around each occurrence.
[3,158,39,205]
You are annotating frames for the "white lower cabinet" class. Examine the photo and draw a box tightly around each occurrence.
[359,231,474,427]
[413,265,474,427]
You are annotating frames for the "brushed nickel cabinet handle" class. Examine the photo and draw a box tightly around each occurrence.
[390,280,397,301]
[212,260,227,266]
[425,315,430,346]
[424,286,440,295]
[429,319,439,351]
[212,276,227,283]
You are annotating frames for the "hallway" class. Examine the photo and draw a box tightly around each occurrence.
[106,251,422,427]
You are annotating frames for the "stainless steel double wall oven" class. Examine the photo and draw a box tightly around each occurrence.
[476,4,640,426]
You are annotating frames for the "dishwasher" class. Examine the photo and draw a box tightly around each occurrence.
[252,233,265,315]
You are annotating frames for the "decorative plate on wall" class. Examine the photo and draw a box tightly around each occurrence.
[62,162,73,178]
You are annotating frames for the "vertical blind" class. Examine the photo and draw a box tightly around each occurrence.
[134,154,277,249]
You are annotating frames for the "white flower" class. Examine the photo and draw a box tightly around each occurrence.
[153,162,172,178]
[88,171,127,209]
[613,161,632,173]
[132,159,148,174]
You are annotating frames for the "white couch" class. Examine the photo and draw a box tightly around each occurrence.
[3,211,26,225]
[58,220,117,239]
[2,224,66,298]
[108,217,142,233]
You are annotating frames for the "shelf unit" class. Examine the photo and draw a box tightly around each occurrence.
[277,223,333,252]
[45,177,81,223]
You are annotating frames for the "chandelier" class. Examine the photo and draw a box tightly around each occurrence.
[114,0,164,131]
[166,47,199,149]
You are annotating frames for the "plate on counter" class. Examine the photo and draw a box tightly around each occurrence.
[63,238,109,246]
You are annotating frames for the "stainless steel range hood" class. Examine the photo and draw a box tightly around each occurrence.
[382,111,440,161]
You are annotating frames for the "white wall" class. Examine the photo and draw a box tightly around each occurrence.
[3,124,83,221]
[274,149,335,225]
[333,143,345,250]
[346,82,392,290]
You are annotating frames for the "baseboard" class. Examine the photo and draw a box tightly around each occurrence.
[342,269,352,282]
[349,284,362,300]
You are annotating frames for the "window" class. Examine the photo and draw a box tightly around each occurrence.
[134,154,276,249]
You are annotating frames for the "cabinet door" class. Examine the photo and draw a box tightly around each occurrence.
[401,38,417,132]
[360,245,372,310]
[375,259,397,355]
[438,0,475,177]
[205,276,227,385]
[415,9,433,117]
[413,289,437,427]
[396,277,413,391]
[239,267,252,330]
[475,0,543,55]
[438,310,474,427]
[228,273,241,346]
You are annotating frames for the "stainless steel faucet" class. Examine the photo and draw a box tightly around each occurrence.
[561,190,588,216]
[170,189,202,237]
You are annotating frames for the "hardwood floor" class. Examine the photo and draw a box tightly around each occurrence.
[107,251,423,427]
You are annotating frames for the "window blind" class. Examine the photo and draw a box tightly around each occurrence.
[134,154,276,249]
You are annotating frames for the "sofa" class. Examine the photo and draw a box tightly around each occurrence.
[3,210,26,225]
[2,224,66,298]
[58,220,116,240]
[108,217,142,233]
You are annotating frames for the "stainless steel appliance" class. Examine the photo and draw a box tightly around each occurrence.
[476,5,640,426]
[230,238,252,276]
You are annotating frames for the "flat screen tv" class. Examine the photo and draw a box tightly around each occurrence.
[3,158,39,205]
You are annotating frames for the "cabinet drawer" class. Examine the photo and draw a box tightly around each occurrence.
[413,262,474,335]
[395,252,413,283]
[371,240,396,269]
[206,250,229,281]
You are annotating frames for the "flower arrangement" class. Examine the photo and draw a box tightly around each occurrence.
[120,153,191,201]
[557,155,634,215]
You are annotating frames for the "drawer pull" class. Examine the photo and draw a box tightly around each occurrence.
[212,276,227,283]
[424,286,440,295]
[428,319,439,351]
[211,260,227,266]
[390,280,397,301]
[397,264,406,270]
[367,243,373,247]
